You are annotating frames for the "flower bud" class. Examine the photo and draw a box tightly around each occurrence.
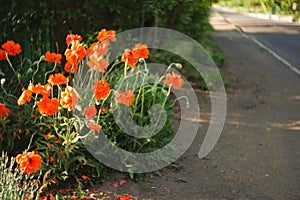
[1,78,5,85]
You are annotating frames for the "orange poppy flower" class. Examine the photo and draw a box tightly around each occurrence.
[16,151,42,174]
[48,73,68,86]
[86,54,109,73]
[100,107,108,113]
[28,83,52,97]
[44,132,51,141]
[88,123,101,133]
[121,49,137,67]
[164,71,184,89]
[93,79,110,100]
[121,43,149,68]
[119,196,133,200]
[60,86,78,111]
[132,43,149,59]
[97,29,116,42]
[81,175,90,180]
[39,194,55,200]
[37,97,59,116]
[87,41,110,56]
[44,51,62,64]
[64,61,78,74]
[84,105,98,120]
[17,89,32,106]
[49,156,56,163]
[0,49,7,60]
[66,34,82,46]
[0,103,12,117]
[65,40,86,64]
[115,90,135,106]
[1,40,22,56]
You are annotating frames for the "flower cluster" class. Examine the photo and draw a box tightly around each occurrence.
[1,27,186,190]
[17,72,77,116]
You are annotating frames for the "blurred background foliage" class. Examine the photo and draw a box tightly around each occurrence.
[0,0,225,95]
[218,0,300,16]
[1,0,220,61]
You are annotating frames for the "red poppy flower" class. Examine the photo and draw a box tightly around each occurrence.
[82,175,90,180]
[100,107,108,113]
[48,73,68,85]
[115,90,135,106]
[66,34,82,46]
[16,151,42,174]
[28,83,52,97]
[93,79,110,100]
[65,40,86,62]
[85,105,98,120]
[17,89,32,106]
[0,49,7,60]
[1,40,22,56]
[60,86,78,111]
[121,43,149,68]
[49,156,56,163]
[37,97,59,116]
[39,194,54,200]
[119,195,132,200]
[64,61,78,74]
[88,123,101,133]
[87,41,110,56]
[164,71,184,89]
[0,103,12,117]
[44,132,51,141]
[121,49,137,67]
[97,29,116,42]
[132,43,149,59]
[44,51,62,64]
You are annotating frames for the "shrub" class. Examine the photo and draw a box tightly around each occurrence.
[0,28,185,185]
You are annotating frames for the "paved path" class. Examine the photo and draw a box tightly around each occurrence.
[213,7,300,74]
[207,10,300,199]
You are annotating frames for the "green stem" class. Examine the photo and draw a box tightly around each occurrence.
[32,56,44,83]
[149,85,171,136]
[26,133,37,152]
[6,54,23,87]
[44,62,57,83]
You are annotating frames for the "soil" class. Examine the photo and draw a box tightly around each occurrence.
[51,12,300,200]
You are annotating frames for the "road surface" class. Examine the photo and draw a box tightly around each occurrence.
[206,9,300,199]
[213,7,300,74]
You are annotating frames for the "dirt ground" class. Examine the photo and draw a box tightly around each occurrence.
[60,12,300,200]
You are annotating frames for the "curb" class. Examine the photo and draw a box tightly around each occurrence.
[213,5,296,24]
[212,6,300,77]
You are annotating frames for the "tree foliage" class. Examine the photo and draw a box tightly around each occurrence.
[0,0,215,59]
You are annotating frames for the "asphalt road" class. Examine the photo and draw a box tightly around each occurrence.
[206,10,300,199]
[213,7,300,74]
